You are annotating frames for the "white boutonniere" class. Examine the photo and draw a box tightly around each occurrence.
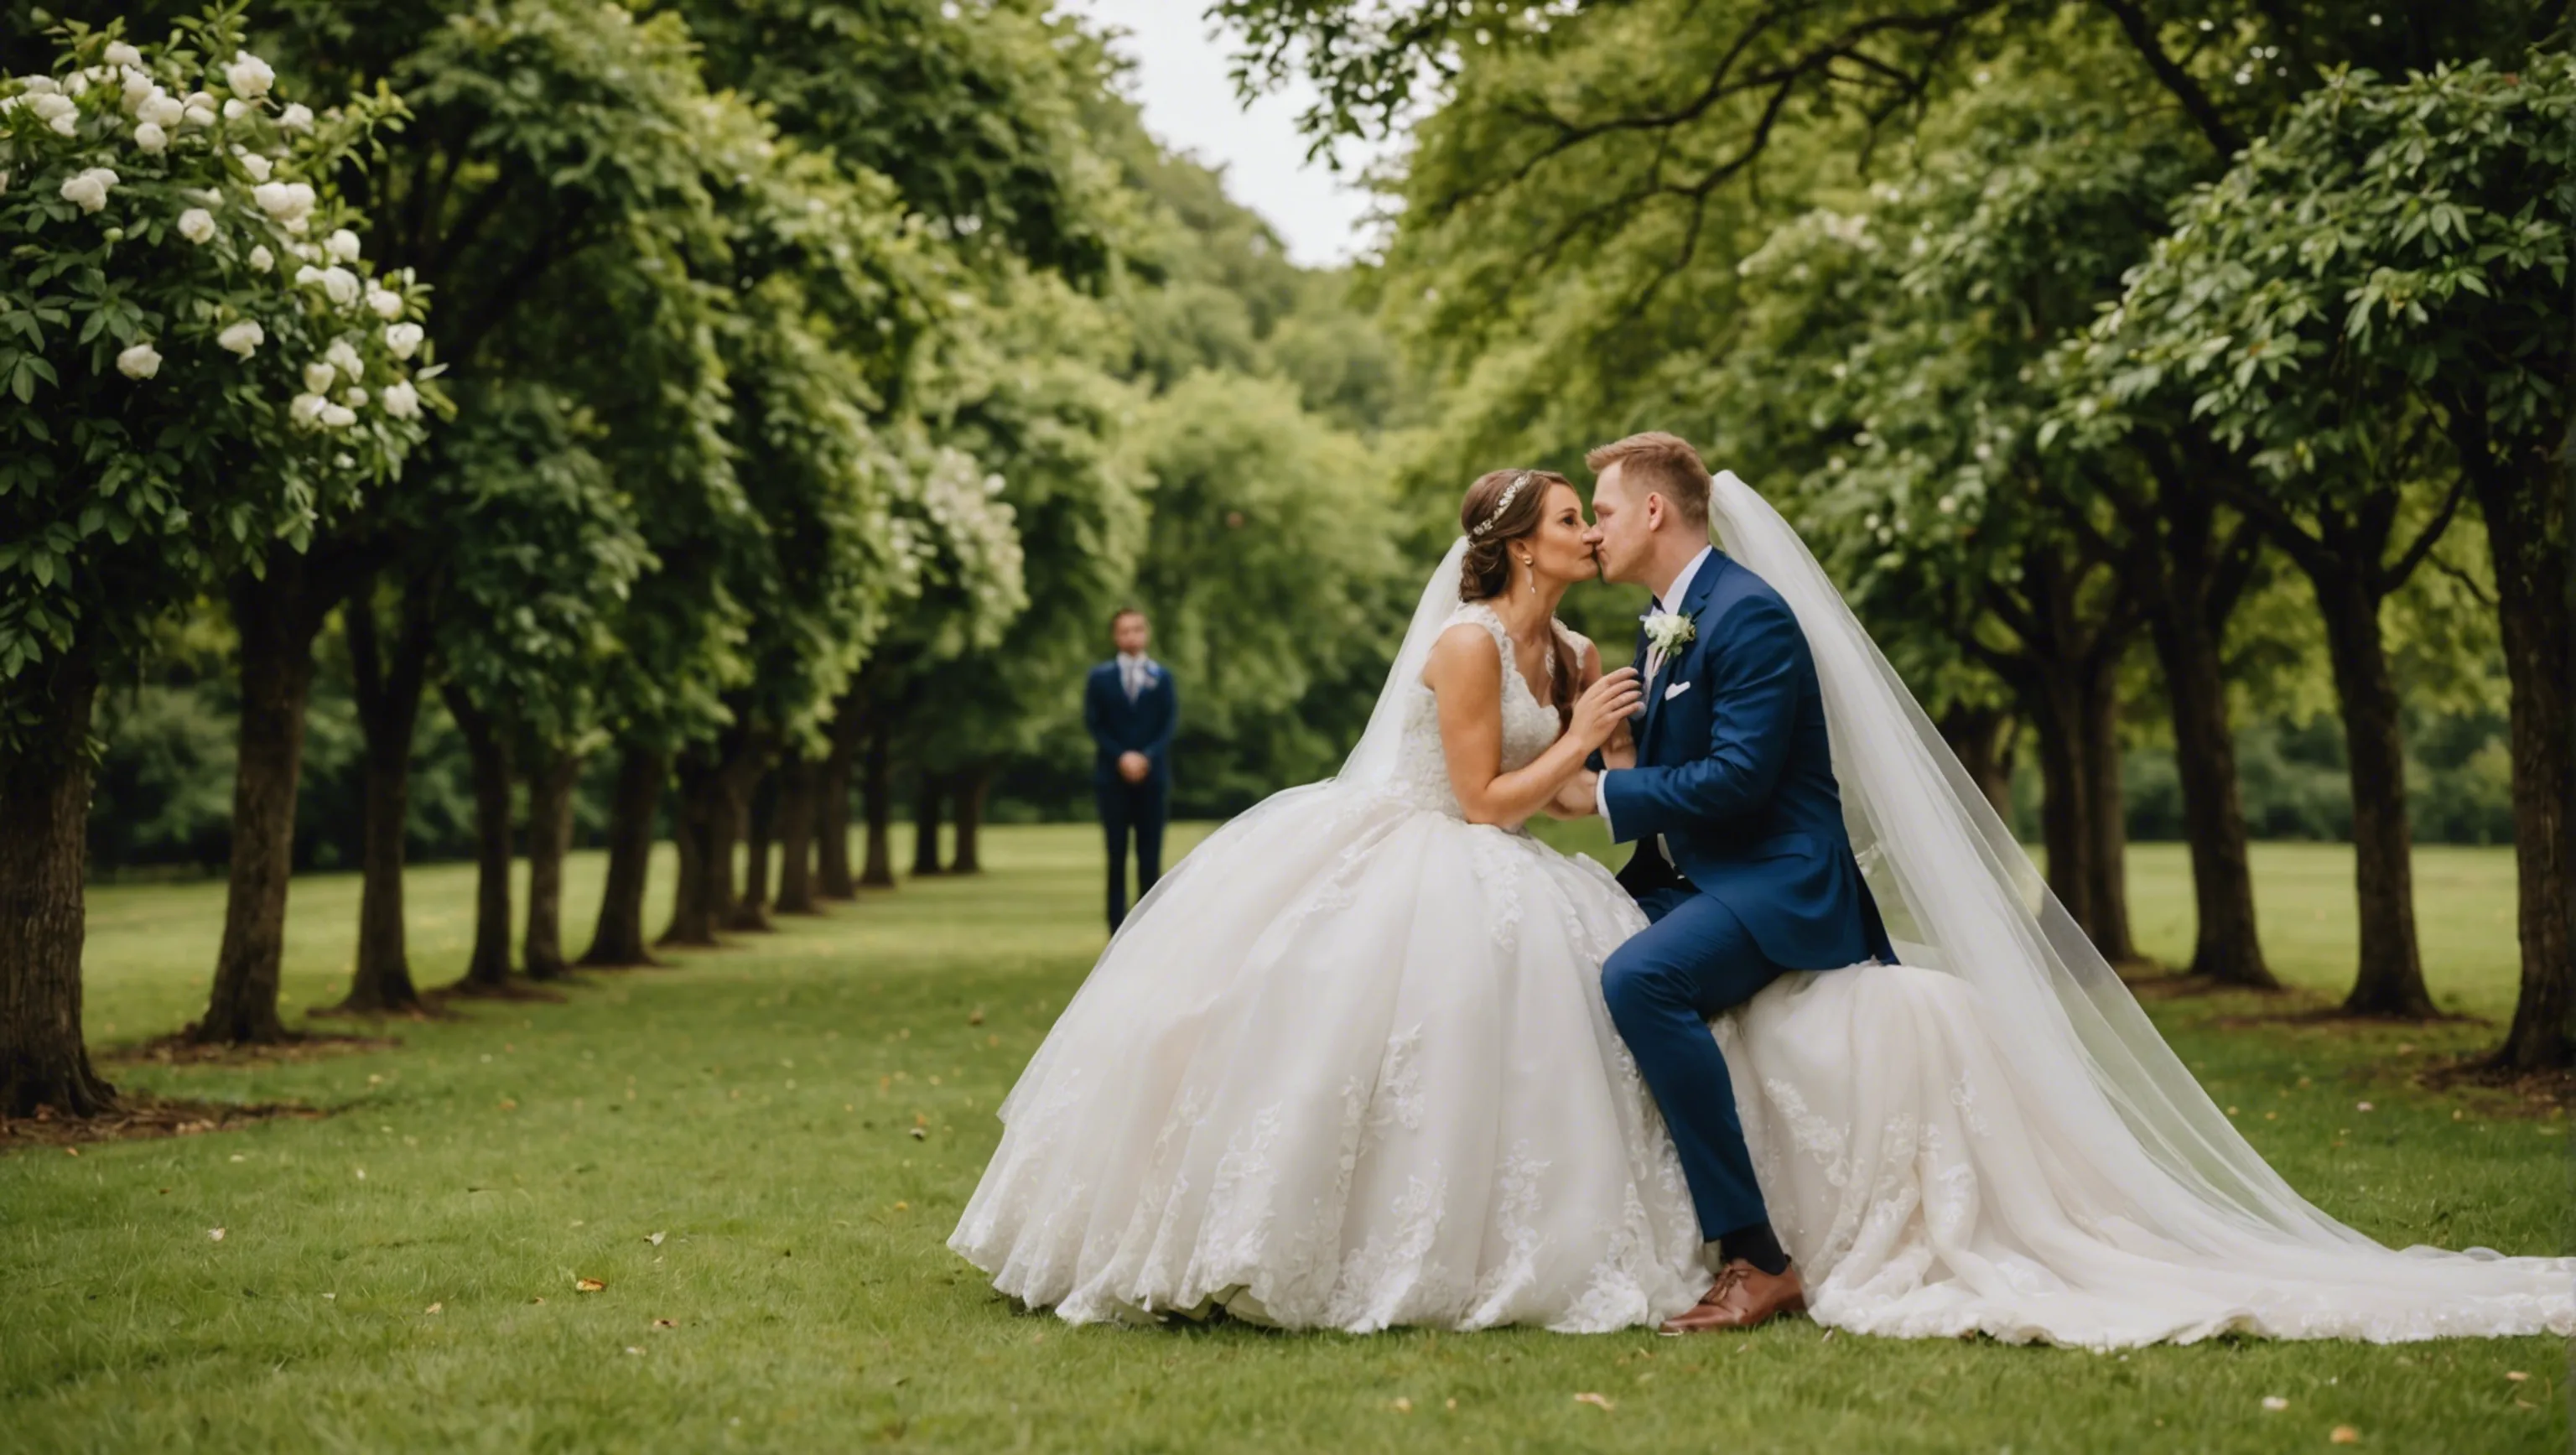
[1641,607,1696,657]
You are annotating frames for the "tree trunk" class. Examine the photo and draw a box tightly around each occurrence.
[2149,608,2275,987]
[910,772,944,878]
[444,683,517,990]
[774,754,820,915]
[2023,670,2096,934]
[338,585,435,1016]
[2311,566,2433,1018]
[1937,705,2016,823]
[522,745,581,980]
[0,646,116,1118]
[719,735,772,933]
[860,718,896,888]
[196,559,331,1045]
[2474,452,2572,1068]
[2079,657,2138,966]
[815,704,859,899]
[948,766,989,874]
[658,753,723,948]
[580,745,666,968]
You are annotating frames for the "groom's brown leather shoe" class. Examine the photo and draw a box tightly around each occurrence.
[1659,1260,1807,1334]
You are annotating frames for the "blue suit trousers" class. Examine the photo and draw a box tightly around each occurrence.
[1602,881,1787,1241]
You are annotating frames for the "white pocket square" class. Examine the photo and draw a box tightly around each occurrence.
[1664,680,1692,702]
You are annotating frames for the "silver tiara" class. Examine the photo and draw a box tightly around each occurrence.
[1470,470,1535,538]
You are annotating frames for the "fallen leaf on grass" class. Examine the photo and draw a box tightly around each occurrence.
[1389,1398,1411,1414]
[531,1297,547,1305]
[652,1318,678,1329]
[1573,1393,1614,1411]
[647,1231,665,1246]
[208,1229,226,1242]
[1444,1399,1457,1411]
[425,1302,443,1315]
[2506,1371,2528,1382]
[969,1010,985,1026]
[2262,1396,2288,1411]
[577,1278,605,1292]
[2330,1427,2360,1445]
[64,1146,78,1157]
[2355,1102,2374,1113]
[626,1346,645,1355]
[907,1127,926,1141]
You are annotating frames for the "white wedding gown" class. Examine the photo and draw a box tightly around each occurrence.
[950,603,1714,1333]
[955,485,2575,1345]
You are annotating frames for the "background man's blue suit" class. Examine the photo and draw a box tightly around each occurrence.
[1084,661,1176,931]
[1599,548,1893,1242]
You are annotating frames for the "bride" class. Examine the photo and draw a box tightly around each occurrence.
[950,465,2575,1344]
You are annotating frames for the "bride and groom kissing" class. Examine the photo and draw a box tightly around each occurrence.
[952,434,2572,1346]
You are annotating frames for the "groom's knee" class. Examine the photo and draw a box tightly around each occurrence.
[1601,946,1685,1031]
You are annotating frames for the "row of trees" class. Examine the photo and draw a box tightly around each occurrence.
[0,0,1421,1119]
[1231,0,2571,1068]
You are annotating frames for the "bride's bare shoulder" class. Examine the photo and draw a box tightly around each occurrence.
[1421,618,1504,691]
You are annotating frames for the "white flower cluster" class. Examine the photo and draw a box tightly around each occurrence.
[58,165,118,212]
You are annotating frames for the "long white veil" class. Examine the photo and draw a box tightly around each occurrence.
[1707,469,2466,1253]
[1337,538,1469,788]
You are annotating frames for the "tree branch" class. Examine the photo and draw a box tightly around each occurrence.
[2087,0,2246,155]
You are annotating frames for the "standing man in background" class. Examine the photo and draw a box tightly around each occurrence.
[1085,607,1176,932]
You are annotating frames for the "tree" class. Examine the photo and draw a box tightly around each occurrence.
[0,11,430,1101]
[2075,59,2573,1046]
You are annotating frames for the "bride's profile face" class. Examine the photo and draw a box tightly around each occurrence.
[1520,482,1597,585]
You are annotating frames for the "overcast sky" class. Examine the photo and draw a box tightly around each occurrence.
[1056,0,1394,268]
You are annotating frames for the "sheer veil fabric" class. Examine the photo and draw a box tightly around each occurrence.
[1703,469,2574,1343]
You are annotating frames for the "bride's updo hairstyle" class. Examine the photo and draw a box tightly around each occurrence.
[1457,467,1578,732]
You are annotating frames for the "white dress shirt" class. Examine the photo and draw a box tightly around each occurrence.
[1597,545,1715,841]
[1116,651,1156,703]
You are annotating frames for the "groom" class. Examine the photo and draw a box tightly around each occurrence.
[1574,432,1893,1334]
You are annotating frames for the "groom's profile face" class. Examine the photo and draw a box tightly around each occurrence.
[1587,465,1652,585]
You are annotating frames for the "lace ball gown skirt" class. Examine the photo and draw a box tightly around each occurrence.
[948,783,1714,1333]
[1722,966,2576,1346]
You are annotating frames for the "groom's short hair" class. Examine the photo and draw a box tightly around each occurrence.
[1587,432,1711,526]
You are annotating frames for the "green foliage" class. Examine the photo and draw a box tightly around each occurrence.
[0,9,433,745]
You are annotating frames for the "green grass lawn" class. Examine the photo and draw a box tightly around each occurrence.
[5,827,2567,1452]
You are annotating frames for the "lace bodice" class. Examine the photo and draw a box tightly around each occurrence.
[1388,602,1586,818]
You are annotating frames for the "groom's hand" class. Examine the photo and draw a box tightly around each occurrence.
[1544,769,1600,818]
[1118,751,1150,782]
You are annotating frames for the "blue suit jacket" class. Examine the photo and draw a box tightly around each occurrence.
[1084,661,1176,788]
[1600,552,1893,970]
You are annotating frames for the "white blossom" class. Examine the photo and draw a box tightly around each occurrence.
[18,75,58,96]
[236,150,273,182]
[283,213,308,235]
[119,66,154,104]
[104,42,143,69]
[303,361,338,393]
[380,380,421,420]
[183,103,216,128]
[289,391,327,428]
[252,179,314,221]
[325,228,361,262]
[247,243,274,273]
[116,340,162,379]
[137,91,184,127]
[185,90,215,112]
[222,97,250,120]
[60,70,88,96]
[325,340,362,381]
[278,102,313,131]
[216,320,264,357]
[314,265,360,307]
[59,167,117,213]
[224,51,274,99]
[132,120,168,152]
[364,287,403,320]
[342,387,368,408]
[177,207,216,244]
[30,91,75,122]
[318,402,356,429]
[382,322,424,361]
[49,109,78,136]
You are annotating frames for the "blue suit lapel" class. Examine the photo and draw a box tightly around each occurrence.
[1639,551,1729,761]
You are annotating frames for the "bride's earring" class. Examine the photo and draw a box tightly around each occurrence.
[1520,552,1537,594]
